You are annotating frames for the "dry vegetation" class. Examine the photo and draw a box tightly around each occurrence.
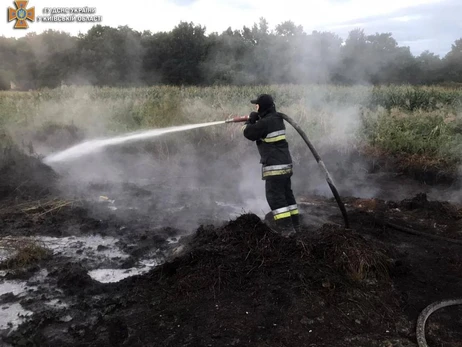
[0,237,52,269]
[1,84,462,176]
[1,85,462,346]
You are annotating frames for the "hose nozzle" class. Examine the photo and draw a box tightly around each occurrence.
[225,115,249,123]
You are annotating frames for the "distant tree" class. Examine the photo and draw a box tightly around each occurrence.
[275,20,304,37]
[416,51,444,84]
[141,31,170,85]
[20,30,78,88]
[0,70,11,90]
[0,37,18,85]
[159,21,208,85]
[443,38,462,83]
[201,27,256,85]
[76,25,143,86]
[301,31,343,83]
[335,28,371,84]
[0,21,459,87]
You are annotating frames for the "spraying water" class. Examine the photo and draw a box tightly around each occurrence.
[43,121,225,164]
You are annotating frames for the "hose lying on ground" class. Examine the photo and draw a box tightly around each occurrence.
[236,114,461,346]
[380,220,462,347]
[385,221,462,245]
[275,114,462,346]
[279,113,350,229]
[416,298,462,347]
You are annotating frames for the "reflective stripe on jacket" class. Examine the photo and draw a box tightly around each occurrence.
[242,108,293,180]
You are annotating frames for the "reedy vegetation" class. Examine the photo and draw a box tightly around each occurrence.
[1,84,462,175]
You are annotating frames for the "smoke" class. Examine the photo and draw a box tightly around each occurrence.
[201,20,378,86]
[195,20,387,209]
[11,86,268,234]
[8,85,118,157]
[4,74,375,235]
[197,21,383,215]
[47,133,268,231]
[5,80,459,236]
[4,21,460,236]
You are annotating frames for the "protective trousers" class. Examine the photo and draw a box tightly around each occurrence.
[265,177,300,232]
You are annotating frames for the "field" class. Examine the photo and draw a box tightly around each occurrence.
[2,84,462,181]
[1,84,462,346]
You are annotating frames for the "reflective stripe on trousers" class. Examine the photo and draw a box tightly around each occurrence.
[272,206,292,220]
[262,164,293,178]
[272,204,299,220]
[288,204,299,215]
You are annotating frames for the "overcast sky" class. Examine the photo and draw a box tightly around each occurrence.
[2,0,461,57]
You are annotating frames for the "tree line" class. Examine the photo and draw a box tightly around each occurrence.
[1,18,462,89]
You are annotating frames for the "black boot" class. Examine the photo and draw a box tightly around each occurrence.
[291,214,301,233]
[264,212,273,223]
[274,217,296,238]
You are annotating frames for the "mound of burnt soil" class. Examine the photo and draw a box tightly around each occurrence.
[313,224,392,283]
[52,262,103,296]
[0,144,58,202]
[5,214,407,347]
[343,192,462,242]
[4,205,462,347]
[359,146,459,185]
[397,193,462,219]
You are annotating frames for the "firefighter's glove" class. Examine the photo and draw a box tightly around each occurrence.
[248,112,259,124]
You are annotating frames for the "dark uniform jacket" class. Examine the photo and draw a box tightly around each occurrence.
[242,107,293,180]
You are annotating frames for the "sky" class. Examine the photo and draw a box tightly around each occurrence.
[2,0,461,57]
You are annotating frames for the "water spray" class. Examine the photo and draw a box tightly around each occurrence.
[42,121,226,164]
[42,114,349,228]
[226,114,350,229]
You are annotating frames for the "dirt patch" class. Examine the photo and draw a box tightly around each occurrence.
[397,192,462,218]
[313,225,391,282]
[360,146,459,186]
[0,144,58,203]
[0,147,461,347]
[2,196,462,347]
[2,214,397,346]
[53,263,104,296]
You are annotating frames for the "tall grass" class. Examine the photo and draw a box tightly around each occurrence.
[1,84,462,173]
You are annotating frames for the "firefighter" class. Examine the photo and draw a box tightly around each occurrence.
[242,94,300,236]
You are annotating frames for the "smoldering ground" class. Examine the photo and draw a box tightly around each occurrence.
[2,18,462,347]
[2,174,462,347]
[3,80,462,347]
[6,19,460,218]
[17,89,367,233]
[10,84,460,237]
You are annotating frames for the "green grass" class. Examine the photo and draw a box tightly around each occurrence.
[1,84,462,174]
[0,238,52,270]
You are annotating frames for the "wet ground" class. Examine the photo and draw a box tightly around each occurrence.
[1,178,462,346]
[1,143,462,346]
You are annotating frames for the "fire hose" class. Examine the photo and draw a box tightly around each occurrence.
[226,114,350,229]
[416,298,462,347]
[384,222,462,347]
[226,114,462,346]
[386,221,462,346]
[226,114,462,345]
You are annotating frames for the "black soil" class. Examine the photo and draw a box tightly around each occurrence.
[0,145,57,202]
[1,151,462,347]
[1,197,462,346]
